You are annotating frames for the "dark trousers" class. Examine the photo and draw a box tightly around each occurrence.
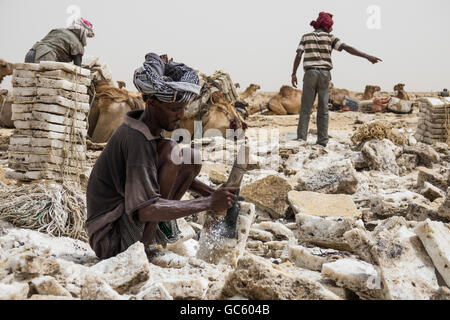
[296,68,331,146]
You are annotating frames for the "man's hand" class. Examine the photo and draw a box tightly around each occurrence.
[209,187,238,215]
[291,74,298,88]
[367,55,382,64]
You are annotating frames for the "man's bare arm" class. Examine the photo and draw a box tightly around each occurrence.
[189,178,215,197]
[341,44,382,64]
[137,187,237,222]
[291,50,303,88]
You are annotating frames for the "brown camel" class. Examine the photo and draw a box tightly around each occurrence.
[239,84,261,101]
[394,83,410,101]
[362,85,381,100]
[0,93,13,128]
[329,86,358,108]
[88,80,144,142]
[0,59,13,84]
[178,91,246,139]
[268,85,303,115]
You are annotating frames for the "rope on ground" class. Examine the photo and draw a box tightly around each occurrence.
[0,181,88,242]
[351,120,407,146]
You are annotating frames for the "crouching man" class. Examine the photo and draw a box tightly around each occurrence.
[86,53,237,260]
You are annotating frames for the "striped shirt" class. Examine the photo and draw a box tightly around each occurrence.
[297,30,345,70]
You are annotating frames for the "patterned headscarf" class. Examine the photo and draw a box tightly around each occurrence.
[68,17,95,46]
[133,53,201,104]
[310,12,334,33]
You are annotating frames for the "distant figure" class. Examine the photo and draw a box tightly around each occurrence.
[24,17,95,66]
[439,88,449,97]
[292,12,382,147]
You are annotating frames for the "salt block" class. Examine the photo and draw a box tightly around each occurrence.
[9,161,85,175]
[14,62,41,71]
[31,111,87,128]
[5,169,79,181]
[222,252,341,300]
[9,136,85,151]
[36,78,88,94]
[417,167,447,190]
[30,276,72,297]
[295,213,364,251]
[421,182,446,201]
[7,253,60,275]
[282,243,356,272]
[80,273,122,300]
[13,120,87,136]
[90,242,150,294]
[8,145,84,162]
[414,219,450,287]
[240,175,292,219]
[39,61,91,77]
[248,228,274,242]
[36,87,90,103]
[167,239,199,258]
[251,221,295,241]
[11,69,37,79]
[166,218,196,252]
[33,103,89,117]
[159,277,209,300]
[361,139,400,175]
[372,217,439,299]
[321,258,384,300]
[13,129,86,143]
[13,86,37,96]
[28,295,78,300]
[11,103,32,113]
[135,283,173,300]
[196,202,255,267]
[288,191,362,218]
[0,282,29,300]
[294,158,359,195]
[38,69,92,86]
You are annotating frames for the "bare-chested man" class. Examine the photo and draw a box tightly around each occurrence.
[86,53,237,260]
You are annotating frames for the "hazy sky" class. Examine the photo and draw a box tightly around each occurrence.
[1,0,449,93]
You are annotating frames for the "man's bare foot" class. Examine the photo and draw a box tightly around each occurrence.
[144,243,163,261]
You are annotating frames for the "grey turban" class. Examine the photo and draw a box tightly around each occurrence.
[133,53,201,103]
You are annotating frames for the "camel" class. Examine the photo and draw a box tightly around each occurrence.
[177,90,246,139]
[0,93,13,128]
[239,84,261,101]
[0,59,13,84]
[329,86,358,108]
[267,85,302,115]
[362,85,381,100]
[394,83,410,101]
[88,80,144,143]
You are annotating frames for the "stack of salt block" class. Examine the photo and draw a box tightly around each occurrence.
[6,61,91,181]
[415,97,450,145]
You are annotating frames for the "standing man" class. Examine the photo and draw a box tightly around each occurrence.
[292,12,382,147]
[24,17,95,66]
[86,53,238,260]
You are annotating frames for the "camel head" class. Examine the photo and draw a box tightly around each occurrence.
[394,83,405,91]
[363,85,381,99]
[0,59,13,83]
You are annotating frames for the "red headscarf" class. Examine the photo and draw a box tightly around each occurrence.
[310,12,334,32]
